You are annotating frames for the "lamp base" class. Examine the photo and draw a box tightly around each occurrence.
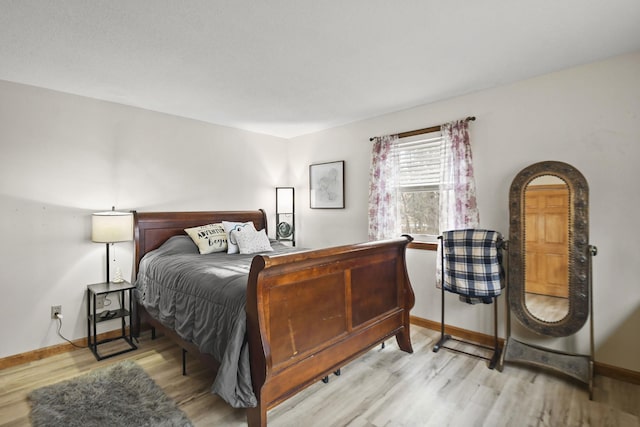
[112,267,124,283]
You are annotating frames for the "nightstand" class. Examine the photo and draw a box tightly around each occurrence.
[86,280,137,360]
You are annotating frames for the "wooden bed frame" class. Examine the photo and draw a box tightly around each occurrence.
[132,210,415,427]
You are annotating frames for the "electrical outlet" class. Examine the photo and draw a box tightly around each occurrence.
[51,305,62,319]
[96,295,106,310]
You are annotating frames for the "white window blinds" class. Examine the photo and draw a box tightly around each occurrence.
[393,132,443,237]
[394,133,443,188]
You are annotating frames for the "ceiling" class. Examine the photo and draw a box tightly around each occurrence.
[2,1,640,139]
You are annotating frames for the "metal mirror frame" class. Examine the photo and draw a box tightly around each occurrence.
[508,160,589,337]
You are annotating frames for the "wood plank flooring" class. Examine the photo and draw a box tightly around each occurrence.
[1,326,638,426]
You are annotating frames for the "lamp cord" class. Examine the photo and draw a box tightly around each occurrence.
[55,316,87,349]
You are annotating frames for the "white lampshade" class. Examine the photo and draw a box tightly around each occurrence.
[276,187,294,214]
[91,211,133,243]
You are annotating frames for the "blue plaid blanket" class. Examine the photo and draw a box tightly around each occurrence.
[441,229,504,304]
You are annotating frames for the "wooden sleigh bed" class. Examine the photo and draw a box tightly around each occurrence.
[132,210,415,427]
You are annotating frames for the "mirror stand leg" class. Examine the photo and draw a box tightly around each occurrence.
[588,245,597,400]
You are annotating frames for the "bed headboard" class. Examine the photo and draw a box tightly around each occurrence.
[133,209,267,274]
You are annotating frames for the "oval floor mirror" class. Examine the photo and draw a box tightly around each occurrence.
[500,160,597,398]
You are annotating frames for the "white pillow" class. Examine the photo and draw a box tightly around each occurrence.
[184,223,228,254]
[222,221,257,254]
[232,228,274,255]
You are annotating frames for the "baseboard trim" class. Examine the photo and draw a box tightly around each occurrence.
[0,329,125,370]
[3,319,639,386]
[594,361,640,385]
[410,315,505,348]
[409,315,640,385]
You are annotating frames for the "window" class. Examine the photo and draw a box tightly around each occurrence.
[368,119,477,243]
[394,132,443,240]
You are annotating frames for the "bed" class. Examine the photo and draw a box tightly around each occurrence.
[132,210,415,427]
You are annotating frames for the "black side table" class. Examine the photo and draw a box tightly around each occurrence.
[86,281,137,360]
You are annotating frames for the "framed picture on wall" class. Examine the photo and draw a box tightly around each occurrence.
[309,160,345,209]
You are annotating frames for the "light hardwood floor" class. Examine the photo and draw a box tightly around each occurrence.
[1,326,638,426]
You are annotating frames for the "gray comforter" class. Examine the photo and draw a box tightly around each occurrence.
[134,235,297,408]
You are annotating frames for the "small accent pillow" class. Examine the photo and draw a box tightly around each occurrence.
[184,223,228,254]
[222,221,257,254]
[232,228,274,255]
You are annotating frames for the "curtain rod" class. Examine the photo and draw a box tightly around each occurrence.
[369,116,476,141]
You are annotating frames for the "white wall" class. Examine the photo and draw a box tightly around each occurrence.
[289,52,640,372]
[2,52,639,373]
[0,80,289,358]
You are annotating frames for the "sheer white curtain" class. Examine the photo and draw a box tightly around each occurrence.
[368,134,399,241]
[439,119,479,231]
[437,119,479,286]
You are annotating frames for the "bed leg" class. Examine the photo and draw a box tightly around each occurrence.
[395,329,414,354]
[182,349,187,376]
[246,405,267,427]
[132,309,140,338]
[322,368,341,384]
[151,326,156,340]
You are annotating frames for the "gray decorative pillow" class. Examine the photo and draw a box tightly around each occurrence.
[184,223,228,254]
[232,228,274,255]
[222,221,257,254]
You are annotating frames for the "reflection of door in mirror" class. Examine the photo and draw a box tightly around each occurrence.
[524,176,569,322]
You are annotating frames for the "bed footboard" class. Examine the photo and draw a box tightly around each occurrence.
[245,236,415,427]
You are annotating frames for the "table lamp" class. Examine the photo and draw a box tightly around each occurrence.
[91,208,133,283]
